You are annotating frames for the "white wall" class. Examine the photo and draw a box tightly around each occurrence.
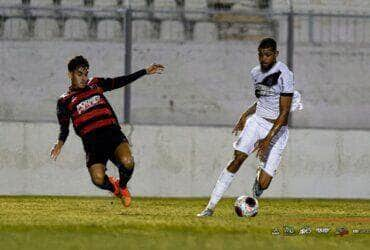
[0,121,369,198]
[0,41,369,129]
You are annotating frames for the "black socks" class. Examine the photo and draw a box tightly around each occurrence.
[118,165,134,188]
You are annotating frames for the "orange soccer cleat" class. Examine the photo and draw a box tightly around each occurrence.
[108,176,121,198]
[120,186,131,207]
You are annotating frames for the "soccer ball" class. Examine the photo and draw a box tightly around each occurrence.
[234,196,259,217]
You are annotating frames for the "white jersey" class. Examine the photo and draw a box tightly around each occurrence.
[251,61,294,120]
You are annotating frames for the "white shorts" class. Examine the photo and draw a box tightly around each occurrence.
[233,114,289,177]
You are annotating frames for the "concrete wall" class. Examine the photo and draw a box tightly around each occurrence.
[0,41,370,129]
[272,0,370,13]
[0,121,369,198]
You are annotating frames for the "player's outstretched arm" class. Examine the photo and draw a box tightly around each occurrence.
[97,64,165,91]
[232,102,257,136]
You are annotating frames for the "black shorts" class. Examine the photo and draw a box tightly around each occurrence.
[82,125,129,168]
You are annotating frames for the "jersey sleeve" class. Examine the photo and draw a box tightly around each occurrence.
[56,98,70,142]
[280,69,294,95]
[90,69,147,92]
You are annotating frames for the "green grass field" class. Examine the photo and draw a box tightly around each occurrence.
[0,196,369,250]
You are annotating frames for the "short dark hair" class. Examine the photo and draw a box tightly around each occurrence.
[258,38,277,51]
[68,55,89,72]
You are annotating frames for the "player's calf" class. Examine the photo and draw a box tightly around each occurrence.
[117,162,135,187]
[226,151,248,173]
[252,169,272,198]
[198,150,248,216]
[111,161,134,207]
[117,163,134,207]
[114,143,136,207]
[114,144,135,187]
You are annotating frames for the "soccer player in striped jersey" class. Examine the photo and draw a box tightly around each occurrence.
[50,55,164,207]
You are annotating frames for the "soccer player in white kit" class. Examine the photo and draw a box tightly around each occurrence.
[197,38,302,217]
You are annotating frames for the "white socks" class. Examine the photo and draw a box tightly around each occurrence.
[206,168,236,210]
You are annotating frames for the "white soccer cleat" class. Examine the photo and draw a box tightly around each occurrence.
[197,208,214,217]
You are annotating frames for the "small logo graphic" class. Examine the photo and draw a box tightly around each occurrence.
[271,228,280,235]
[352,229,370,234]
[336,227,349,236]
[299,226,312,235]
[316,227,330,234]
[76,95,101,114]
[284,225,295,236]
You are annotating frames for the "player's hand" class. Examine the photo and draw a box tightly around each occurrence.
[50,141,63,161]
[146,64,165,75]
[232,115,247,136]
[253,138,270,162]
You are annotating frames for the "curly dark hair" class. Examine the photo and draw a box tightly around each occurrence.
[67,55,89,72]
[258,37,277,51]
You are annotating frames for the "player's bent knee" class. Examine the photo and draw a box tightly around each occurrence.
[124,160,135,170]
[91,174,105,186]
[119,156,134,169]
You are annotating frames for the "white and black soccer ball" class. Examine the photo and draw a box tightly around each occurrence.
[234,196,259,217]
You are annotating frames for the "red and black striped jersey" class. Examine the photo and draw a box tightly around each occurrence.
[56,69,146,142]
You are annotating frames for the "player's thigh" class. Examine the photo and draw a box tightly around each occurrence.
[262,129,289,178]
[233,115,259,155]
[114,142,134,167]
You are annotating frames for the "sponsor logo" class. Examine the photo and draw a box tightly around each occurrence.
[255,84,276,97]
[299,226,312,235]
[335,227,349,236]
[283,225,295,236]
[352,229,370,234]
[271,228,280,235]
[77,95,101,114]
[316,227,331,234]
[271,226,370,237]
